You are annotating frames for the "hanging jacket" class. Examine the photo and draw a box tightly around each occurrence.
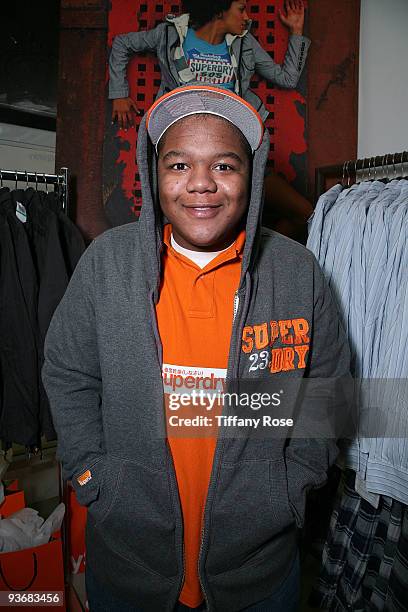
[0,189,41,447]
[42,117,350,612]
[109,14,310,121]
[24,188,85,441]
[43,191,85,278]
[0,186,85,447]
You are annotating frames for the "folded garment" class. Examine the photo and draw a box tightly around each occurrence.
[0,503,65,552]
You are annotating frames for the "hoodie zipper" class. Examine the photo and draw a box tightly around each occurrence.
[167,441,186,607]
[197,285,246,611]
[149,289,186,608]
[233,291,240,323]
[237,39,244,97]
[198,521,210,610]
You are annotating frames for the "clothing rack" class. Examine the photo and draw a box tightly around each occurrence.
[315,151,408,201]
[0,167,69,215]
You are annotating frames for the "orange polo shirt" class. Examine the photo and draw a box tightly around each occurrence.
[156,224,244,607]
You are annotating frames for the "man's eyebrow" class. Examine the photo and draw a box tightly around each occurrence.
[215,151,245,164]
[161,150,245,163]
[161,150,186,162]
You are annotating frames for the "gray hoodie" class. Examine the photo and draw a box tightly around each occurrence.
[109,14,310,120]
[43,116,350,611]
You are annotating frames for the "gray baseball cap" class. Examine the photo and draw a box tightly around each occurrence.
[146,85,264,153]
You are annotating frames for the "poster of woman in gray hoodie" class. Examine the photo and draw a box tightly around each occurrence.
[109,0,310,129]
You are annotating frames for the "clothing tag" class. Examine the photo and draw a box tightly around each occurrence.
[77,469,92,486]
[354,473,380,509]
[16,201,27,223]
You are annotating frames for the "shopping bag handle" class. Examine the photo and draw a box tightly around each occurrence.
[0,553,38,591]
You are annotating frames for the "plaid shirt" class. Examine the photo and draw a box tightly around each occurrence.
[311,470,408,611]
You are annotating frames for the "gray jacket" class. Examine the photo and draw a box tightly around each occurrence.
[43,117,350,611]
[109,14,310,120]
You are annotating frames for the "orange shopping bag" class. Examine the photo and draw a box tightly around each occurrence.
[0,532,65,610]
[67,485,87,574]
[0,480,25,518]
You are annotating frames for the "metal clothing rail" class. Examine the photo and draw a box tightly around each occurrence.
[315,150,408,201]
[0,167,69,214]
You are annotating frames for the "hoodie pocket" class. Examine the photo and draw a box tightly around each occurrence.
[85,456,122,525]
[93,459,178,578]
[207,458,295,576]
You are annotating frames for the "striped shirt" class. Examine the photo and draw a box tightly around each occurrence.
[307,179,408,504]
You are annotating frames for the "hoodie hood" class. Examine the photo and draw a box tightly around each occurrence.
[137,114,269,298]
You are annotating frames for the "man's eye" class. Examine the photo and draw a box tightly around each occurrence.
[214,163,233,171]
[171,163,188,170]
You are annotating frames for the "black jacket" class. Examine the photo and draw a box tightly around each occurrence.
[0,187,85,447]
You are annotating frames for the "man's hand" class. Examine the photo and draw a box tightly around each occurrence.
[112,97,141,130]
[278,0,305,36]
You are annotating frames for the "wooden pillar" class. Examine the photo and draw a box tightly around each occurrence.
[307,0,360,201]
[56,0,110,240]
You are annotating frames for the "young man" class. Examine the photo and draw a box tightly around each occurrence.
[109,0,309,129]
[43,86,350,612]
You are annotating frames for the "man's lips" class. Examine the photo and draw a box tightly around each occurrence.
[182,204,222,218]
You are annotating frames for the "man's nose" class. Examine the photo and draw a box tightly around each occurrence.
[186,166,217,193]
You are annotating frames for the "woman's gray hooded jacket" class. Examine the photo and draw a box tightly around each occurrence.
[109,13,310,120]
[43,114,350,611]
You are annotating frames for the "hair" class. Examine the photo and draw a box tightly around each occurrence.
[181,0,235,28]
[157,113,252,166]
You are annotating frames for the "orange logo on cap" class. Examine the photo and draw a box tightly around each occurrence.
[77,470,92,486]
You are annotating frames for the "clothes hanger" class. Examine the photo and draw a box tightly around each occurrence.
[341,161,347,187]
[398,152,404,178]
[359,157,367,182]
[367,157,372,180]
